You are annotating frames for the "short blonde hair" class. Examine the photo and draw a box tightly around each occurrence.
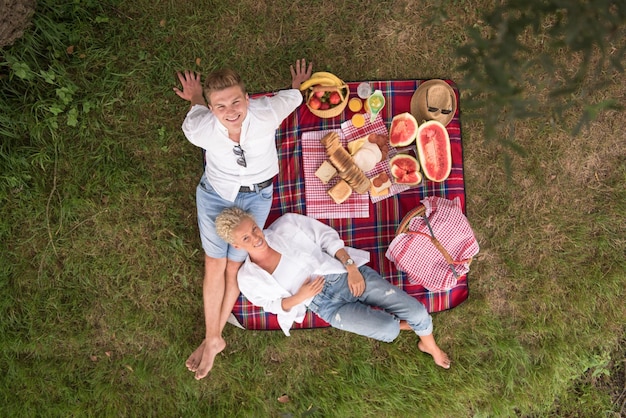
[215,207,254,244]
[203,68,246,105]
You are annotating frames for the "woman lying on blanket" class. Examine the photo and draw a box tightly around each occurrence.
[214,207,451,369]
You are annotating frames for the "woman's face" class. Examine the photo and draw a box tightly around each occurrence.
[207,86,249,132]
[231,217,266,252]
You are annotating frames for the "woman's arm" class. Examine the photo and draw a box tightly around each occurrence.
[334,248,365,297]
[281,276,325,311]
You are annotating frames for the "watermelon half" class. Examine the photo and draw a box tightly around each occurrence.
[389,154,422,185]
[389,112,419,147]
[416,120,451,182]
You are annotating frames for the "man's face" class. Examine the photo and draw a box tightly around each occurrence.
[231,217,266,252]
[207,86,249,132]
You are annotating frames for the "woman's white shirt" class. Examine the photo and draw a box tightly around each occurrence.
[237,213,369,336]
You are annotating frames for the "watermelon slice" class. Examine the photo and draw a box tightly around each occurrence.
[416,120,451,182]
[389,112,419,147]
[389,154,422,185]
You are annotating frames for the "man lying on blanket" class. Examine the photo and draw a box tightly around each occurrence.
[214,207,451,369]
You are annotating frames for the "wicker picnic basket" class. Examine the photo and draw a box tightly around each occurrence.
[396,205,473,271]
[305,84,350,118]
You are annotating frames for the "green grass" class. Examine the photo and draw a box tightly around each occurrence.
[1,0,625,417]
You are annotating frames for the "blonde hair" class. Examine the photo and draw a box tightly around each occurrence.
[215,207,254,244]
[203,68,246,105]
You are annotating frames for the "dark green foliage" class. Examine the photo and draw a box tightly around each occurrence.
[449,0,625,150]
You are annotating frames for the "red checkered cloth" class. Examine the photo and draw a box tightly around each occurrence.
[386,196,479,291]
[228,79,469,331]
[302,129,370,219]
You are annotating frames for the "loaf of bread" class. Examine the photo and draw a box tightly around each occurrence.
[321,132,371,194]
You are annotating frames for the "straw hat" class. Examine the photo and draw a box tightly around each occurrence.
[410,79,457,126]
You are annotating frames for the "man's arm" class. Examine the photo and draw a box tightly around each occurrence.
[289,58,313,89]
[173,70,207,108]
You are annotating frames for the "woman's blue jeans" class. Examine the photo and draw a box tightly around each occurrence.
[308,265,433,342]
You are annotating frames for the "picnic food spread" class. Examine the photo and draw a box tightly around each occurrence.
[302,75,456,204]
[320,131,372,201]
[232,78,470,331]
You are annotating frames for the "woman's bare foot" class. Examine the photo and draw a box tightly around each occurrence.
[418,336,451,369]
[185,340,206,372]
[194,336,227,380]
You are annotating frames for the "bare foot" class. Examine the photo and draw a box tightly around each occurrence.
[194,337,227,380]
[399,320,411,331]
[418,340,451,369]
[185,340,206,372]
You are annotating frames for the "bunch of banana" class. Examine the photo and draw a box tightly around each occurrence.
[299,71,344,91]
[301,72,349,115]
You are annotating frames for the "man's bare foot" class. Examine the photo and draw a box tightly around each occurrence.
[194,337,227,380]
[185,340,206,372]
[418,339,451,369]
[399,320,412,331]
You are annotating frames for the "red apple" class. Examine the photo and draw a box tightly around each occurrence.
[308,96,322,110]
[329,91,341,105]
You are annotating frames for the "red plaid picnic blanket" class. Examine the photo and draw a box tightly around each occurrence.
[230,79,468,331]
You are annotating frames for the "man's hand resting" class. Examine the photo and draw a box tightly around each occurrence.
[173,70,206,106]
[290,58,313,90]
